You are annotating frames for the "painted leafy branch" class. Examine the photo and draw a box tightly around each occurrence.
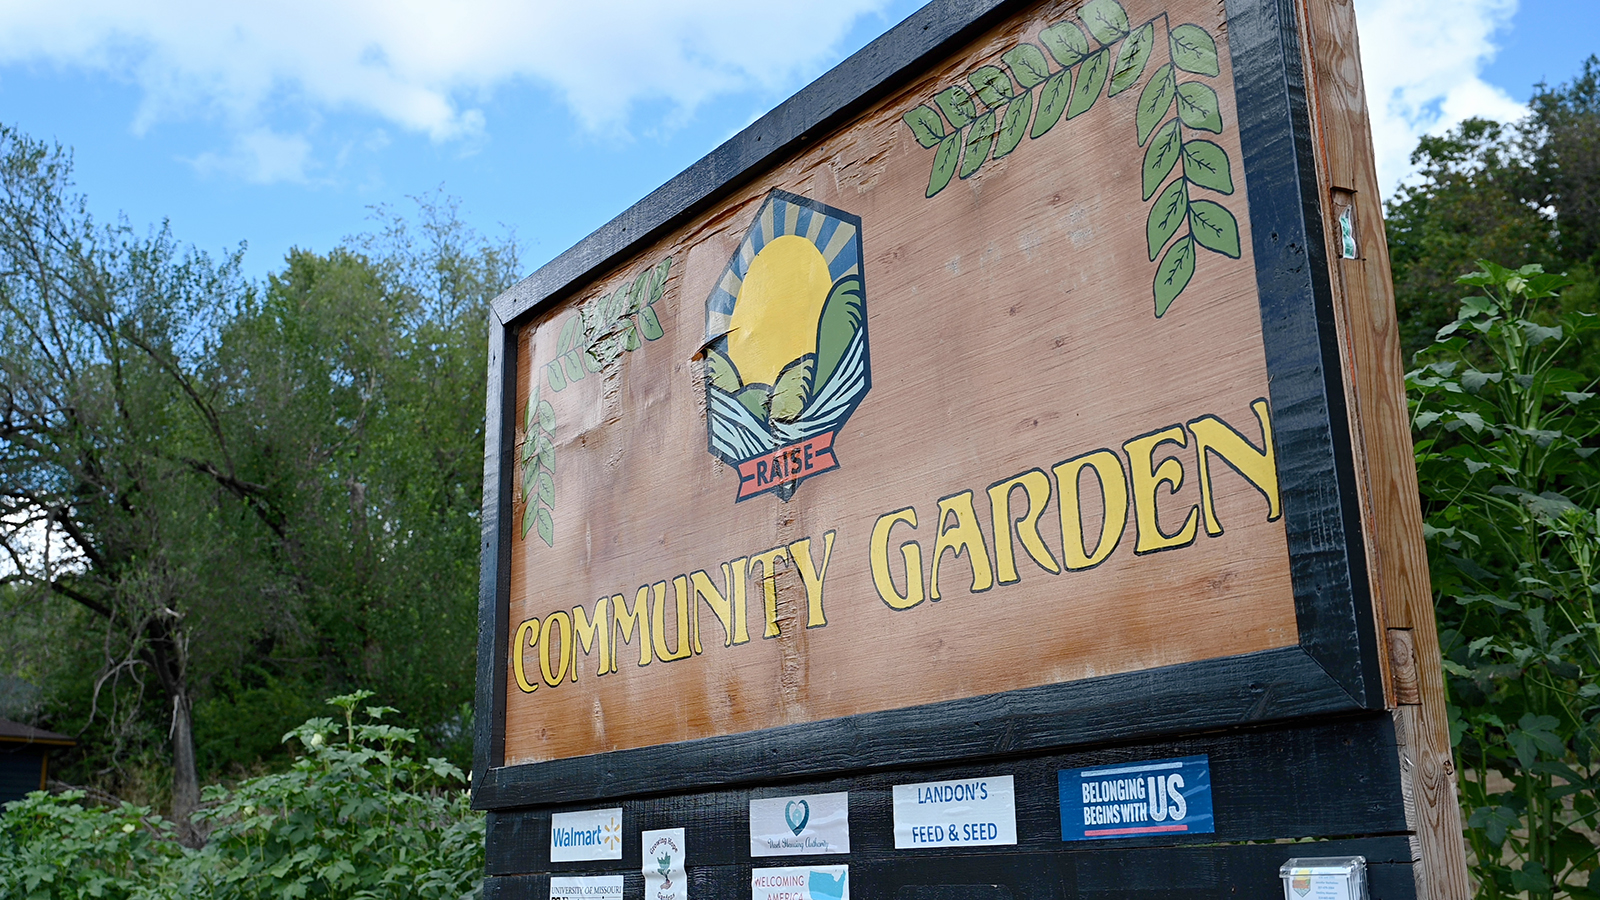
[518,255,674,545]
[901,0,1238,316]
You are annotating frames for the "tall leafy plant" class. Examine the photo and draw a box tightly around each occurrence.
[1409,262,1600,897]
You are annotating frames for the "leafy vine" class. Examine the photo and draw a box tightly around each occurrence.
[901,0,1238,315]
[519,255,673,545]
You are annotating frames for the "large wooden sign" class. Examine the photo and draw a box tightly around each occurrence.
[474,0,1468,896]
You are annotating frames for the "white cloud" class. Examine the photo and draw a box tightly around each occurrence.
[189,128,316,184]
[1355,0,1529,196]
[0,0,888,182]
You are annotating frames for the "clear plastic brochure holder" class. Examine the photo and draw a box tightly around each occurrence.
[1280,856,1368,900]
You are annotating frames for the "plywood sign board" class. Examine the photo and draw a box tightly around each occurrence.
[475,0,1465,893]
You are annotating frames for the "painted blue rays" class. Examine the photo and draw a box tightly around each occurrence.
[701,190,870,502]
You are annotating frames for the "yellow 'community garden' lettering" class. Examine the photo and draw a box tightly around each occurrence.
[869,400,1280,610]
[511,531,837,693]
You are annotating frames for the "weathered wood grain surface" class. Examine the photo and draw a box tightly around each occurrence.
[1294,0,1470,895]
[503,0,1298,768]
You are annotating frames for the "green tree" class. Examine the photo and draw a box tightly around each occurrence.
[1387,57,1600,363]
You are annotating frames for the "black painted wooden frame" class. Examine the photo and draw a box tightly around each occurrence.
[473,0,1381,810]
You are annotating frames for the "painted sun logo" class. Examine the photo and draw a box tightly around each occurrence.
[703,190,870,501]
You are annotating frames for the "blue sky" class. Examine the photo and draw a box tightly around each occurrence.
[0,0,1592,283]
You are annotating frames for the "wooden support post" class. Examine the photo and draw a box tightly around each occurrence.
[1295,0,1471,895]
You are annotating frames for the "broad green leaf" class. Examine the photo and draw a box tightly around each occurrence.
[1189,199,1241,257]
[1147,179,1188,260]
[559,349,587,383]
[968,65,1015,107]
[1154,235,1196,316]
[1142,118,1181,199]
[582,339,605,371]
[705,346,742,393]
[1181,139,1233,193]
[1002,44,1052,88]
[1039,21,1090,68]
[902,105,947,148]
[535,429,553,455]
[521,459,537,498]
[770,356,815,422]
[535,507,554,547]
[622,319,640,350]
[927,131,962,197]
[815,276,865,387]
[995,90,1033,158]
[960,110,998,178]
[537,400,555,433]
[539,444,554,474]
[1079,0,1130,43]
[1109,22,1154,96]
[1031,69,1072,138]
[536,470,555,507]
[1136,63,1176,145]
[649,256,672,301]
[1176,82,1223,133]
[557,315,581,353]
[935,86,977,129]
[543,360,567,391]
[1169,24,1219,76]
[521,502,538,539]
[1067,48,1109,120]
[638,306,664,341]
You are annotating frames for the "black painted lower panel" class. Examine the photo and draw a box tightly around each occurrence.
[483,836,1416,900]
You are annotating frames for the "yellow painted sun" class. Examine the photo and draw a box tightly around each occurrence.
[725,234,833,387]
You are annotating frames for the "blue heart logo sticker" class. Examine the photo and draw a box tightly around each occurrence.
[785,799,810,836]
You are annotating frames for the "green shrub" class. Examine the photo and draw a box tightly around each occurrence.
[1409,261,1600,897]
[0,691,484,900]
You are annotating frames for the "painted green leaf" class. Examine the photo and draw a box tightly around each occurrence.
[1039,21,1090,68]
[622,319,640,351]
[770,356,816,422]
[535,429,553,456]
[1136,63,1175,145]
[1147,179,1189,261]
[544,360,567,392]
[582,339,605,372]
[1142,118,1182,200]
[557,315,581,353]
[1109,22,1154,96]
[927,131,962,197]
[536,470,555,507]
[1079,0,1130,44]
[736,384,771,420]
[815,276,865,388]
[638,306,664,341]
[520,433,536,463]
[1031,69,1071,138]
[1169,24,1220,76]
[1154,235,1196,317]
[960,110,998,178]
[521,501,538,539]
[705,346,742,393]
[968,65,1015,108]
[560,349,587,383]
[650,257,672,302]
[1002,44,1052,89]
[1176,82,1223,133]
[935,86,977,129]
[1181,139,1234,194]
[539,444,554,475]
[535,506,554,547]
[903,105,947,148]
[537,400,555,433]
[521,460,537,498]
[523,392,537,431]
[995,90,1033,159]
[1189,199,1242,258]
[602,288,627,323]
[1067,48,1109,120]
